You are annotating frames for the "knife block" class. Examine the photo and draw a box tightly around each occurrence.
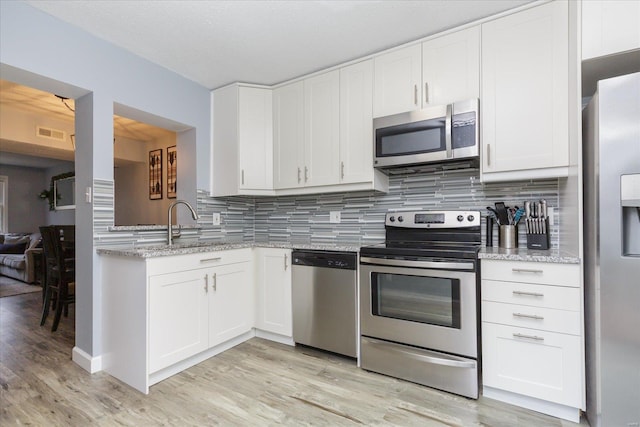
[526,218,550,250]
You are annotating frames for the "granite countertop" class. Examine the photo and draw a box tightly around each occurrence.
[96,241,364,258]
[478,246,580,264]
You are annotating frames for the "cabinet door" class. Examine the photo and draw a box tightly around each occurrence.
[255,248,292,337]
[481,1,569,176]
[373,44,422,118]
[340,60,374,184]
[209,262,253,347]
[149,269,209,373]
[273,81,304,189]
[422,26,480,107]
[482,322,582,408]
[211,85,239,197]
[304,70,340,186]
[582,0,640,60]
[238,87,273,190]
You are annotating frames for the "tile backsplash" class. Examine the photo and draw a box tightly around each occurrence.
[199,167,560,249]
[94,168,560,249]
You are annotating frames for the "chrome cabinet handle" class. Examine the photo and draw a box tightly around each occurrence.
[284,253,288,271]
[241,169,245,185]
[414,84,418,105]
[204,274,208,293]
[200,257,222,263]
[213,272,217,291]
[512,290,544,297]
[297,167,301,183]
[513,333,544,341]
[425,82,429,104]
[512,268,544,274]
[445,103,452,158]
[487,144,491,167]
[304,166,309,182]
[341,161,345,179]
[513,313,544,320]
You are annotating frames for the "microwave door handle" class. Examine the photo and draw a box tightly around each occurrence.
[445,104,453,159]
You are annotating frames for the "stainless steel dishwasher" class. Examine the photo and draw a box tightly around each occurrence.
[292,250,357,358]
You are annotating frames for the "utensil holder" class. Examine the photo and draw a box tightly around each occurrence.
[526,218,550,250]
[486,216,494,247]
[499,225,518,249]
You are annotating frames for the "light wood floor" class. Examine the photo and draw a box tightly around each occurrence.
[1,292,589,426]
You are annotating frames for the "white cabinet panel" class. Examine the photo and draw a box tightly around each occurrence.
[238,87,273,190]
[149,268,209,373]
[340,60,374,184]
[255,248,292,337]
[373,44,422,117]
[583,0,640,60]
[482,322,582,409]
[304,70,340,186]
[209,261,253,347]
[482,259,579,287]
[273,81,304,189]
[482,279,581,311]
[211,85,239,197]
[422,26,480,107]
[482,300,581,336]
[481,1,569,179]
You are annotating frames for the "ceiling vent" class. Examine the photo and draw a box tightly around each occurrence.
[36,126,66,142]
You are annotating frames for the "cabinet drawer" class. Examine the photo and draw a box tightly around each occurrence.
[482,260,579,287]
[482,279,580,311]
[482,322,582,408]
[147,248,253,275]
[482,301,581,335]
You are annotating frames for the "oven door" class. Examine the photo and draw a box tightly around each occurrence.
[360,261,478,358]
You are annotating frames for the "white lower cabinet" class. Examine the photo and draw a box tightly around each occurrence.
[254,248,292,339]
[481,259,584,423]
[149,268,209,373]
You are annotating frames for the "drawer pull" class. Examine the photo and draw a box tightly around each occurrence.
[204,274,208,293]
[200,257,222,263]
[512,290,544,297]
[512,268,544,274]
[213,272,217,291]
[513,333,544,341]
[513,313,544,320]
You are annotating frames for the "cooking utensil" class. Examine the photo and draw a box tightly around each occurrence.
[494,202,509,225]
[486,207,501,225]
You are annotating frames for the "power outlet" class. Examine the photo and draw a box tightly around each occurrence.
[329,211,341,224]
[212,213,221,226]
[547,207,554,225]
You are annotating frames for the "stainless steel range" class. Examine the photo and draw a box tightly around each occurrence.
[359,210,481,398]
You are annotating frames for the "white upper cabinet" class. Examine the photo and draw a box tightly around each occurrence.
[304,70,341,186]
[238,87,273,191]
[582,0,640,60]
[481,1,569,181]
[340,60,375,184]
[211,84,273,196]
[422,26,480,107]
[373,44,422,117]
[273,81,305,189]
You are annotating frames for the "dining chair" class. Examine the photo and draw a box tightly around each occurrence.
[38,225,76,331]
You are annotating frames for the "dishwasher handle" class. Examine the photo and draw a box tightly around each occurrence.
[291,250,357,270]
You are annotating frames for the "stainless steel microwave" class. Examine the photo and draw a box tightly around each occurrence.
[373,98,479,169]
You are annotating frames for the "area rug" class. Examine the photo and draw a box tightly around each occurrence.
[0,275,42,298]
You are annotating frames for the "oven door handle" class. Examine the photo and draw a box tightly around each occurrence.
[374,339,476,369]
[360,257,474,271]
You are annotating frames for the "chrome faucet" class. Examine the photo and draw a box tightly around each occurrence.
[168,200,199,245]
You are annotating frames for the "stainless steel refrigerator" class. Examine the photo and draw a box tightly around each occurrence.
[583,72,640,427]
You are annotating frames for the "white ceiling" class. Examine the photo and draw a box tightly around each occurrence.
[24,0,532,90]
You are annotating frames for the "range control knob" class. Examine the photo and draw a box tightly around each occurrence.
[389,216,396,222]
[397,216,404,222]
[467,214,475,222]
[457,215,464,222]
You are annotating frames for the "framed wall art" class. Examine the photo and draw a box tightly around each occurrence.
[167,145,177,199]
[149,149,162,200]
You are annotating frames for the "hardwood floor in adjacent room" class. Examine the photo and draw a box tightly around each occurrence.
[0,292,589,426]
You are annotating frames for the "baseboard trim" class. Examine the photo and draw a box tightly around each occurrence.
[254,329,295,346]
[72,346,102,373]
[483,386,582,423]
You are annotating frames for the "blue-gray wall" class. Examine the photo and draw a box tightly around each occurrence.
[0,1,211,360]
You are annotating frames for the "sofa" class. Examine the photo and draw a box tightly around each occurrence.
[0,233,42,283]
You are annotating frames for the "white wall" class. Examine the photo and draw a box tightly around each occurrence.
[0,1,212,363]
